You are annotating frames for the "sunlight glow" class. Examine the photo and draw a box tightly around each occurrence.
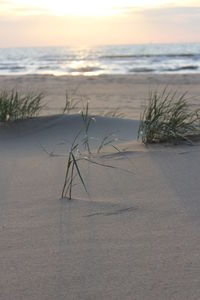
[7,0,181,16]
[44,0,173,16]
[1,0,200,47]
[47,0,119,16]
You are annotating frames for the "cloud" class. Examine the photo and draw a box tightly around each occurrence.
[125,5,200,17]
[123,6,200,30]
[0,0,14,3]
[0,0,50,16]
[13,6,50,14]
[142,6,200,17]
[139,6,200,30]
[127,6,200,43]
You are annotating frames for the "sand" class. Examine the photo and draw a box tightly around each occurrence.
[0,74,200,300]
[0,73,200,119]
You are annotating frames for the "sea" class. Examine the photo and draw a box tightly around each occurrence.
[0,43,200,76]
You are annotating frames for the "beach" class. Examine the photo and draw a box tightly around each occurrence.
[1,74,200,299]
[0,74,200,119]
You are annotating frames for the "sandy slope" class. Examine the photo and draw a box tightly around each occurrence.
[0,114,139,155]
[1,112,200,300]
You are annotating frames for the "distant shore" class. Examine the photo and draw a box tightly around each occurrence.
[0,73,200,119]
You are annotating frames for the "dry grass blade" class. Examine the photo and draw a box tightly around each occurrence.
[71,152,88,194]
[61,152,73,198]
[62,88,80,114]
[97,134,117,153]
[61,140,88,200]
[104,107,125,118]
[81,101,94,154]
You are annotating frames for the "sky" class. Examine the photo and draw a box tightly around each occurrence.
[0,0,200,47]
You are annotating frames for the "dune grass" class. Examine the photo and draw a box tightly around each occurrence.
[62,88,80,114]
[61,102,92,199]
[138,88,200,144]
[61,101,121,199]
[81,101,94,154]
[104,107,125,118]
[0,90,44,122]
[61,139,87,200]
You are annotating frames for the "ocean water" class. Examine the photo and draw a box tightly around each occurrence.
[0,43,200,76]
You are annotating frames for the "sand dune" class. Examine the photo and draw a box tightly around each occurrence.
[1,75,200,300]
[0,114,139,156]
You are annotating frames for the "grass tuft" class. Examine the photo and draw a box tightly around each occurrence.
[0,90,44,122]
[138,88,200,144]
[61,101,121,199]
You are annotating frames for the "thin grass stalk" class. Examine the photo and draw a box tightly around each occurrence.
[68,161,75,200]
[61,154,72,198]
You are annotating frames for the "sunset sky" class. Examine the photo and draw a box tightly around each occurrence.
[0,0,200,47]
